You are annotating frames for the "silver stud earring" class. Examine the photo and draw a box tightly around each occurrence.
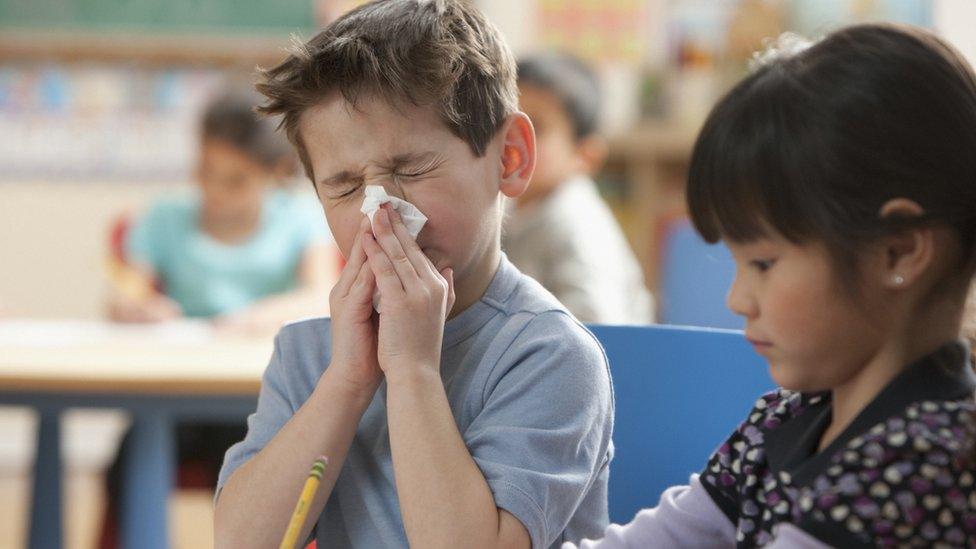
[893,275,905,285]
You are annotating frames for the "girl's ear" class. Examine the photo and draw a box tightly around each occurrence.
[497,112,536,199]
[877,198,934,290]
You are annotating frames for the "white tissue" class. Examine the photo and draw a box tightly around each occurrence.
[359,185,429,311]
[360,185,428,236]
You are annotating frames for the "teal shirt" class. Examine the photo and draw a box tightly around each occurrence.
[126,189,331,318]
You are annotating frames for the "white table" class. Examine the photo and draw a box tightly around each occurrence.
[0,320,272,549]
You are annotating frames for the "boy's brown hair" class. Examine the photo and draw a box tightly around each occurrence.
[255,0,519,181]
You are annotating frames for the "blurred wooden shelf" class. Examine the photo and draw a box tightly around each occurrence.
[607,121,699,164]
[0,28,295,67]
[602,121,701,297]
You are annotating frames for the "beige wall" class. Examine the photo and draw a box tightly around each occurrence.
[935,0,976,66]
[0,181,183,318]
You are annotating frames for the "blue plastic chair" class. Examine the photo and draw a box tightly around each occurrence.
[587,324,774,525]
[659,219,743,329]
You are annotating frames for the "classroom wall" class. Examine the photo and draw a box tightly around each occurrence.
[3,0,971,321]
[934,0,976,65]
[0,182,179,318]
[475,0,540,56]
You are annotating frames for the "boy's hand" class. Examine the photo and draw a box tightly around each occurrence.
[327,217,383,396]
[363,204,455,382]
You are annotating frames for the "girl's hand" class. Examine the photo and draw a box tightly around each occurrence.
[212,309,279,338]
[325,217,384,396]
[362,204,455,383]
[107,292,182,323]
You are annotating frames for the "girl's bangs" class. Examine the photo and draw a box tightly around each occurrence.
[687,73,818,246]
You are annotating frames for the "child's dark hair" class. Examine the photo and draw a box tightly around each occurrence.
[517,52,602,140]
[687,24,976,291]
[255,0,518,181]
[201,90,294,172]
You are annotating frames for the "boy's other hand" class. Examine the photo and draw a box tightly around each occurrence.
[327,216,383,396]
[363,204,456,383]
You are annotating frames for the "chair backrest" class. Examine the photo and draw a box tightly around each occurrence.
[659,219,742,329]
[587,324,774,525]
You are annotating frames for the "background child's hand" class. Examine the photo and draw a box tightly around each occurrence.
[326,216,383,395]
[107,291,182,323]
[211,309,280,338]
[363,205,456,382]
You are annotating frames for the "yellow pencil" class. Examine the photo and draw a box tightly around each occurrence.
[279,455,329,549]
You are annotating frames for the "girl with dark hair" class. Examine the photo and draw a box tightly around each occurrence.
[571,24,976,548]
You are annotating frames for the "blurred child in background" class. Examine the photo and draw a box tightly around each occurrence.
[503,53,653,324]
[99,89,338,547]
[107,90,338,334]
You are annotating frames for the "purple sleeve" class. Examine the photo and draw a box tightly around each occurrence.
[564,475,736,548]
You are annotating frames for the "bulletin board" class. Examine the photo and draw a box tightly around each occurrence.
[537,0,648,63]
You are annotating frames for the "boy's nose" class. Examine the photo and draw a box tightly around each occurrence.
[365,175,406,201]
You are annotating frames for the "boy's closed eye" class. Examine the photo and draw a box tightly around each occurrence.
[319,152,446,201]
[322,177,365,201]
[333,185,361,199]
[391,154,445,182]
[319,169,365,201]
[393,167,435,180]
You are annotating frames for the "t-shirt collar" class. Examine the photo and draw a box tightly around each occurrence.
[441,253,520,349]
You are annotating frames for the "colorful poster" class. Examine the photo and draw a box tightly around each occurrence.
[537,0,648,63]
[790,0,931,36]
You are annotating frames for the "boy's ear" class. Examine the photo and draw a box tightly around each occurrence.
[877,198,935,290]
[498,112,536,199]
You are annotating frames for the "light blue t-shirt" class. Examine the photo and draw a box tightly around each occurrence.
[217,257,615,548]
[126,189,331,318]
